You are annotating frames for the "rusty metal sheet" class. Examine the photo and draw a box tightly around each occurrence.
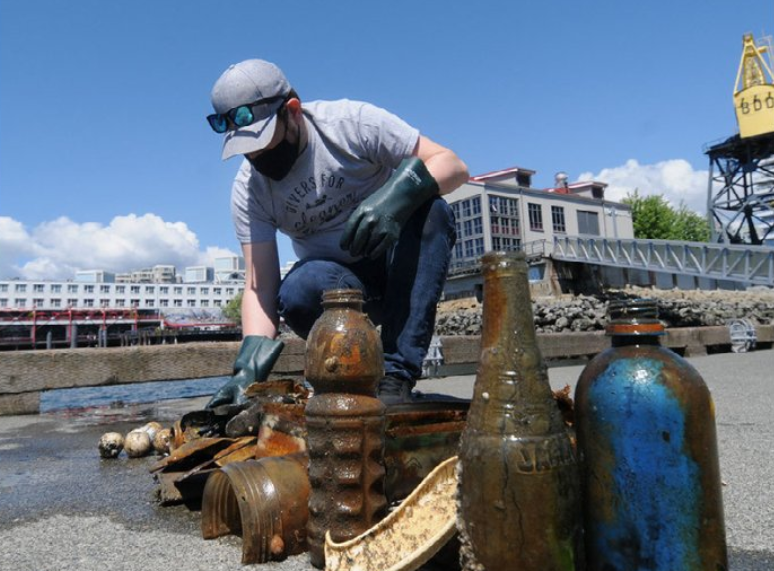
[254,402,307,458]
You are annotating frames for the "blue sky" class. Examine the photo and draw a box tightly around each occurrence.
[1,0,771,280]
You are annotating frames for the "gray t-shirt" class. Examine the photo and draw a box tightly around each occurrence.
[230,99,420,263]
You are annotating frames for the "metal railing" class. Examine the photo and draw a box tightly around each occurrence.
[552,237,774,286]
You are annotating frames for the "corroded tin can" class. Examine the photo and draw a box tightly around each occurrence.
[575,299,727,570]
[304,289,387,569]
[457,251,581,570]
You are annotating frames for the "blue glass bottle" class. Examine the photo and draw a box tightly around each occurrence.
[575,299,727,570]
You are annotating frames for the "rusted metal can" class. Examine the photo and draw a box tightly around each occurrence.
[201,453,310,564]
[457,251,581,570]
[304,289,387,568]
[575,299,727,570]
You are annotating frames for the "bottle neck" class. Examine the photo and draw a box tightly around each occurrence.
[611,334,662,347]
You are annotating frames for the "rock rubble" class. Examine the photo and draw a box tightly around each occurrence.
[434,286,774,335]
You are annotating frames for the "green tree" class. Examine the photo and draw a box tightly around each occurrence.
[673,203,711,242]
[622,190,710,242]
[223,291,243,325]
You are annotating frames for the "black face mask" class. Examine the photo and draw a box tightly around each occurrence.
[247,112,302,181]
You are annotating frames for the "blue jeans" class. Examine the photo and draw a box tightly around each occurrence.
[277,197,456,383]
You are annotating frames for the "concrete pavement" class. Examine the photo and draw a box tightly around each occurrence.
[1,350,772,570]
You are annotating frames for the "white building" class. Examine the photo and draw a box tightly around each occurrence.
[442,167,634,298]
[184,265,215,283]
[215,255,245,283]
[75,270,115,283]
[0,279,243,310]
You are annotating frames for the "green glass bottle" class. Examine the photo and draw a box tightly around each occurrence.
[457,251,581,570]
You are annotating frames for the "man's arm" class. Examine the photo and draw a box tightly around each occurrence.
[241,241,282,338]
[413,135,469,195]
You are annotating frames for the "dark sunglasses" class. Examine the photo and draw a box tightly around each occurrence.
[207,95,286,134]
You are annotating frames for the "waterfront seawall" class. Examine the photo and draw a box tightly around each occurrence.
[1,325,772,415]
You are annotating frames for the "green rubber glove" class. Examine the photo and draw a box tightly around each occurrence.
[340,157,440,259]
[206,335,285,409]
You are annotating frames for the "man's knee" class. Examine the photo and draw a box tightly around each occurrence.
[277,260,363,338]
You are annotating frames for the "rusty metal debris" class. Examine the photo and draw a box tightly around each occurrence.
[195,401,469,565]
[202,453,311,564]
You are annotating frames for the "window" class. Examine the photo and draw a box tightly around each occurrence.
[0,284,7,292]
[84,285,95,293]
[15,284,27,293]
[33,298,44,306]
[0,299,6,307]
[187,287,196,295]
[471,196,481,215]
[115,299,125,307]
[159,299,169,307]
[67,298,78,306]
[131,286,140,294]
[474,238,485,256]
[130,299,140,307]
[160,286,169,294]
[214,299,222,307]
[145,300,155,307]
[226,288,235,296]
[51,284,62,293]
[15,298,27,307]
[83,299,94,307]
[464,220,472,237]
[145,286,155,294]
[187,299,196,307]
[464,239,476,258]
[213,287,222,295]
[201,300,209,307]
[50,299,61,307]
[174,299,183,307]
[116,286,125,294]
[551,206,566,233]
[473,218,483,235]
[462,199,471,218]
[100,285,111,293]
[34,284,45,292]
[174,287,183,295]
[577,210,600,235]
[100,299,110,307]
[528,203,543,231]
[201,288,209,295]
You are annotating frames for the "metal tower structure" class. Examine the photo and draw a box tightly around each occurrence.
[706,34,774,245]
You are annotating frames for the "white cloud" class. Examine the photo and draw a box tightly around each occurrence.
[0,214,238,280]
[578,159,709,214]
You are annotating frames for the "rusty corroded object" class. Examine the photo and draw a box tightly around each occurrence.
[254,402,307,458]
[197,403,467,568]
[201,453,310,564]
[305,288,387,569]
[304,289,384,395]
[575,299,727,570]
[457,251,581,570]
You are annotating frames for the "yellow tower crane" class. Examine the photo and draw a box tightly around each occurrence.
[734,33,774,138]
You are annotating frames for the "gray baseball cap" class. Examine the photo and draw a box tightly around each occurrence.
[210,59,291,160]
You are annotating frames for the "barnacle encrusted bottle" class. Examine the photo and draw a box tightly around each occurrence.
[457,251,581,570]
[575,299,727,570]
[304,289,387,569]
